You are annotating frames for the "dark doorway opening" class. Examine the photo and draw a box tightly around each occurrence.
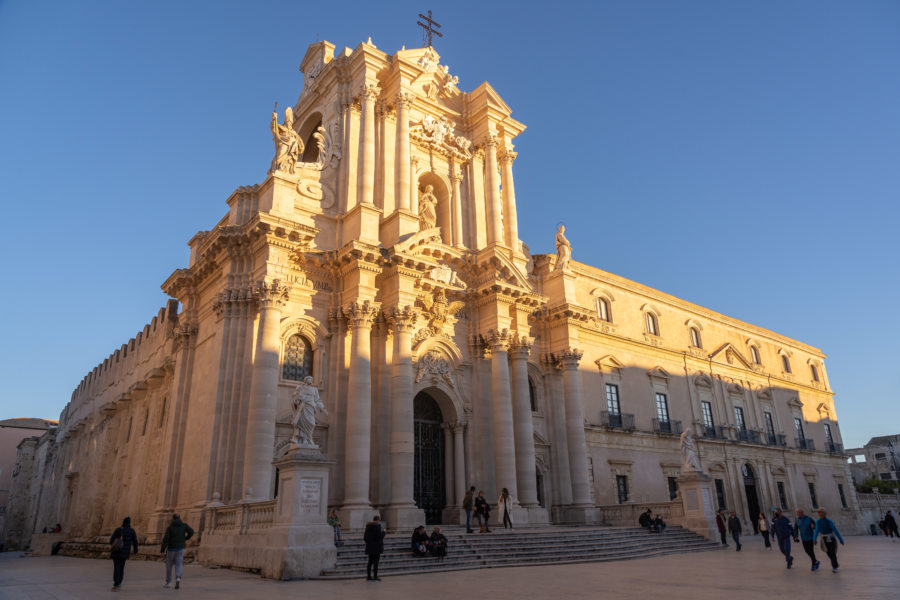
[414,392,445,524]
[743,463,760,533]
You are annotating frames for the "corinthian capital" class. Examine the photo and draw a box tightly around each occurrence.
[498,148,517,165]
[395,91,414,109]
[253,279,290,309]
[553,348,584,370]
[481,134,498,150]
[508,333,532,360]
[387,305,417,333]
[486,328,510,353]
[343,300,381,330]
[360,83,381,102]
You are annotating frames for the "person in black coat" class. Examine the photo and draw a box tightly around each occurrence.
[410,526,429,556]
[885,511,899,540]
[109,517,139,591]
[474,491,491,533]
[363,515,386,581]
[428,526,448,557]
[727,511,743,551]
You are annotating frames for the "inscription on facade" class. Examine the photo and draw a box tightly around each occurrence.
[285,274,332,292]
[299,477,322,513]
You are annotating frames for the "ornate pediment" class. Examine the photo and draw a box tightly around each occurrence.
[708,343,753,369]
[647,366,671,381]
[694,373,714,388]
[415,349,455,388]
[410,114,471,161]
[594,354,625,374]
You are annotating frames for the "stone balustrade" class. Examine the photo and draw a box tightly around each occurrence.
[597,500,684,527]
[205,499,277,535]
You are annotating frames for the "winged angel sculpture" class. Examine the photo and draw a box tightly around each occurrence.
[420,288,465,334]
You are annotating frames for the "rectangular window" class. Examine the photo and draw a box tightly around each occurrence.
[808,482,818,508]
[701,401,714,428]
[655,393,669,423]
[777,481,788,509]
[668,477,678,501]
[616,475,628,504]
[734,406,746,431]
[715,478,727,510]
[880,472,892,481]
[782,355,792,373]
[875,453,887,460]
[811,364,819,382]
[606,384,620,415]
[824,423,834,444]
[764,412,775,436]
[794,417,805,441]
[838,483,847,509]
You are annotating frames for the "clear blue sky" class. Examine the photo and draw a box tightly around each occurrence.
[0,1,897,448]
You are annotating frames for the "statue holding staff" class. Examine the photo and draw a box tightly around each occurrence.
[291,376,326,448]
[270,102,304,174]
[680,429,702,473]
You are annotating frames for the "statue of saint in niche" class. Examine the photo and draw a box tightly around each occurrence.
[270,104,304,174]
[554,225,571,271]
[419,185,438,230]
[291,376,326,448]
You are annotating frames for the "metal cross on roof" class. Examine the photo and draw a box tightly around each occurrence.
[417,10,443,47]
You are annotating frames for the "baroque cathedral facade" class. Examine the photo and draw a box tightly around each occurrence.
[7,38,858,545]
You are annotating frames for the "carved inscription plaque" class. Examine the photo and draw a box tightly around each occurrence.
[300,478,322,513]
[685,489,700,511]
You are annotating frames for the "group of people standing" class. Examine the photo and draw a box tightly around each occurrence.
[461,486,515,534]
[715,507,845,572]
[107,513,194,592]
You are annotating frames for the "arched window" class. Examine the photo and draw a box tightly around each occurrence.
[646,312,659,336]
[689,327,702,348]
[810,364,819,382]
[597,297,611,322]
[750,345,761,365]
[283,334,313,381]
[781,354,792,374]
[528,378,537,412]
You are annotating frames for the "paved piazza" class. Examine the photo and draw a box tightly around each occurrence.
[1,536,897,600]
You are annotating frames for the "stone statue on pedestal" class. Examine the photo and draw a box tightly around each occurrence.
[270,105,304,174]
[291,376,326,448]
[418,185,438,230]
[554,225,571,271]
[680,429,702,473]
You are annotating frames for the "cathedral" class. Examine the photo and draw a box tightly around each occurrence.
[4,38,857,558]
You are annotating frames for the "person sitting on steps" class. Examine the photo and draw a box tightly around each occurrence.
[410,526,429,556]
[428,526,448,558]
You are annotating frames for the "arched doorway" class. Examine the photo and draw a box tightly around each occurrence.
[743,463,761,533]
[414,391,445,524]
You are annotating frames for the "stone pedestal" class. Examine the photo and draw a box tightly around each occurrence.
[342,203,382,245]
[677,471,719,541]
[380,209,419,247]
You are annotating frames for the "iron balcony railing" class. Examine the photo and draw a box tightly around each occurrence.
[737,429,762,444]
[652,418,683,435]
[796,437,816,451]
[766,433,787,447]
[702,425,727,439]
[601,411,636,431]
[826,442,844,455]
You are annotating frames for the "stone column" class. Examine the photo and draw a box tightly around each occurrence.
[341,300,379,529]
[443,423,454,507]
[242,280,289,500]
[383,307,424,529]
[558,349,592,507]
[453,422,466,508]
[450,165,464,248]
[488,329,518,499]
[509,335,538,507]
[395,92,412,211]
[359,84,379,206]
[499,148,519,251]
[543,353,572,507]
[484,136,503,245]
[410,157,419,215]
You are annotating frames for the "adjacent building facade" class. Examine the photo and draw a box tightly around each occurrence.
[3,38,860,549]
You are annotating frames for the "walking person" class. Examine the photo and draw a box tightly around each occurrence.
[813,508,845,573]
[771,508,794,569]
[758,512,771,549]
[793,508,819,571]
[363,515,386,581]
[885,511,899,540]
[498,487,514,529]
[109,517,139,592]
[474,490,491,533]
[160,513,194,589]
[463,486,475,533]
[327,508,343,547]
[727,510,742,551]
[715,509,728,546]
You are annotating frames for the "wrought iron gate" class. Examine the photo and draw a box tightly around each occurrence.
[414,393,445,524]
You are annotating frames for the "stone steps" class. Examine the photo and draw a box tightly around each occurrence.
[318,526,722,579]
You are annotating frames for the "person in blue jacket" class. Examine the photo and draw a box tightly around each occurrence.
[793,508,819,571]
[770,508,794,568]
[813,508,845,573]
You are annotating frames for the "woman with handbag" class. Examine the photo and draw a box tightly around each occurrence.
[109,517,139,592]
[813,508,845,573]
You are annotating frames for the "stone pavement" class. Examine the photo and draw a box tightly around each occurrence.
[1,535,898,600]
